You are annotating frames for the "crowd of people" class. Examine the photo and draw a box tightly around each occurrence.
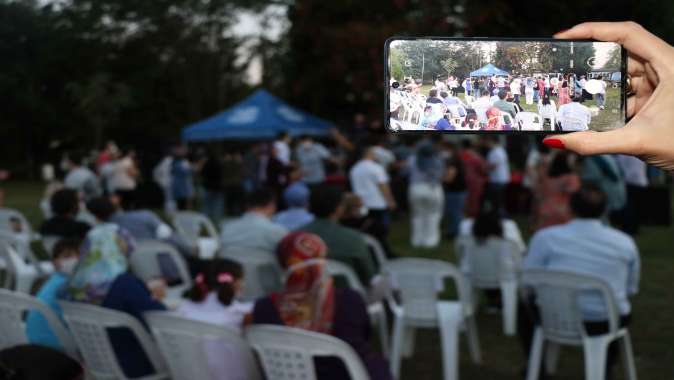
[390,71,612,132]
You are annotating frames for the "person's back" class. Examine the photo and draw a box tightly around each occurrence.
[493,99,517,118]
[558,101,591,131]
[295,137,330,185]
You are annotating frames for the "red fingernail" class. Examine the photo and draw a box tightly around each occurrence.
[543,139,565,149]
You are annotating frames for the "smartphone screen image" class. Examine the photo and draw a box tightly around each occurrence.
[156,252,183,287]
[385,38,626,133]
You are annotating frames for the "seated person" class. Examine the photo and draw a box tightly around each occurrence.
[340,193,394,259]
[39,189,90,240]
[299,185,377,284]
[458,210,526,254]
[273,181,315,230]
[0,344,84,380]
[64,197,167,379]
[558,97,591,131]
[26,239,81,351]
[520,184,640,377]
[178,258,252,332]
[220,188,288,253]
[492,89,517,118]
[252,232,393,380]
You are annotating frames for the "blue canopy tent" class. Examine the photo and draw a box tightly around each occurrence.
[182,89,334,141]
[470,63,509,77]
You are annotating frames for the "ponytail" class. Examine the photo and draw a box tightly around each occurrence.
[184,258,243,306]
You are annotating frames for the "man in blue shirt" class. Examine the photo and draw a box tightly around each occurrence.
[520,184,640,379]
[26,239,81,350]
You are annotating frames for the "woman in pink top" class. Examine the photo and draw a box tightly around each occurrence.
[532,152,580,231]
[558,78,571,106]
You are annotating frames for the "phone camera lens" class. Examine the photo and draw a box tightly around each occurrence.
[391,81,400,89]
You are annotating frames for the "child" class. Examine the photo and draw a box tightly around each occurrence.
[25,239,81,350]
[178,258,252,332]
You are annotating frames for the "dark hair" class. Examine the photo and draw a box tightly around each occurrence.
[547,152,573,177]
[461,139,473,149]
[309,184,344,218]
[542,95,551,106]
[277,131,290,140]
[52,239,81,260]
[50,189,79,217]
[0,344,83,380]
[246,188,276,209]
[570,183,608,218]
[429,89,438,98]
[86,197,116,221]
[67,151,85,166]
[472,211,503,243]
[440,91,448,99]
[185,259,243,306]
[597,75,603,80]
[562,81,568,88]
[497,89,507,100]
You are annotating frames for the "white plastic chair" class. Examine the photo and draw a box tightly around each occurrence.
[0,208,38,243]
[219,247,283,301]
[325,259,389,356]
[383,258,481,380]
[0,289,79,358]
[246,324,371,380]
[522,269,637,380]
[361,233,388,271]
[515,112,543,131]
[0,237,53,293]
[172,211,220,259]
[145,312,262,380]
[59,301,169,380]
[130,240,193,301]
[455,236,522,336]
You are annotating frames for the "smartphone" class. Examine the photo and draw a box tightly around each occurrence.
[156,252,183,287]
[385,37,627,133]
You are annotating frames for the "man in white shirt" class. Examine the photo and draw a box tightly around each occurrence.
[472,92,493,125]
[595,75,607,109]
[558,98,592,131]
[521,184,639,377]
[349,147,396,231]
[482,136,510,214]
[64,153,100,201]
[273,131,292,165]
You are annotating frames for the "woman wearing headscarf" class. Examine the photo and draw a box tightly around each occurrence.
[484,107,504,131]
[407,140,445,248]
[65,196,166,379]
[252,232,392,380]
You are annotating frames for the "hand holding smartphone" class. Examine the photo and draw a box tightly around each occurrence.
[386,37,626,133]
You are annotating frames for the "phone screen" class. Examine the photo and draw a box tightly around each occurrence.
[385,38,626,133]
[156,252,183,286]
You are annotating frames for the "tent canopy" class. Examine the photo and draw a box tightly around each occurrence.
[182,89,334,141]
[470,63,509,77]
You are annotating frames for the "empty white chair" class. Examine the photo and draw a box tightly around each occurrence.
[0,289,78,358]
[145,312,262,380]
[172,211,220,259]
[516,112,543,131]
[325,259,389,356]
[455,236,522,336]
[0,237,52,293]
[246,324,371,380]
[60,301,169,380]
[219,247,283,301]
[130,240,192,301]
[384,258,481,380]
[522,269,637,380]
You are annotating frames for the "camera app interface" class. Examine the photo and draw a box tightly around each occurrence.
[387,39,624,132]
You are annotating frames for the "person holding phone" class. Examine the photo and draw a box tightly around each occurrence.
[543,22,674,172]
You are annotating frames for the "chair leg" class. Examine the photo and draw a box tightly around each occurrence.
[375,308,390,357]
[402,326,416,358]
[583,336,610,380]
[390,314,406,380]
[526,328,544,380]
[545,343,560,375]
[464,315,482,364]
[620,332,638,380]
[501,281,518,336]
[437,302,462,380]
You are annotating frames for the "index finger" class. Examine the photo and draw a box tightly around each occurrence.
[554,22,671,70]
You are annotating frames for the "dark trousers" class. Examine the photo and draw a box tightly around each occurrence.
[518,298,632,379]
[484,182,506,215]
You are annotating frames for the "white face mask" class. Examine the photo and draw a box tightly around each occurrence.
[58,257,79,275]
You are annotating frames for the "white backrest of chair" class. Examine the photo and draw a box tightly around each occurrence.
[59,301,168,380]
[145,312,262,380]
[455,236,520,287]
[172,211,218,243]
[246,325,371,380]
[522,269,620,344]
[0,208,33,239]
[361,234,388,270]
[130,240,192,298]
[0,289,79,357]
[219,247,283,301]
[325,260,366,295]
[383,258,471,323]
[0,238,34,287]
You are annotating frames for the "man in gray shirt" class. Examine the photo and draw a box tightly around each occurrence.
[492,89,518,118]
[294,135,331,185]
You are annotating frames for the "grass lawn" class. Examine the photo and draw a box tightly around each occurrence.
[3,180,673,379]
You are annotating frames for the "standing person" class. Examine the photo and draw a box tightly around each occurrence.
[170,145,195,211]
[222,152,245,216]
[543,75,551,96]
[510,76,521,105]
[349,147,397,235]
[109,149,139,210]
[615,155,648,235]
[573,74,584,100]
[558,76,572,106]
[482,136,510,215]
[295,135,332,187]
[595,75,607,109]
[460,139,488,218]
[63,152,101,202]
[532,152,581,231]
[463,77,472,96]
[441,142,467,239]
[582,155,626,224]
[201,149,225,222]
[537,77,545,100]
[579,75,591,103]
[153,151,174,212]
[273,131,292,166]
[525,77,535,105]
[408,140,445,248]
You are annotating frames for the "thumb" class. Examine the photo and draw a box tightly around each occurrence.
[542,126,640,156]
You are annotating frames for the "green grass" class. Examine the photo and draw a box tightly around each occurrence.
[3,181,673,380]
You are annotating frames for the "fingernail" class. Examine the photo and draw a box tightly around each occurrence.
[543,138,565,150]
